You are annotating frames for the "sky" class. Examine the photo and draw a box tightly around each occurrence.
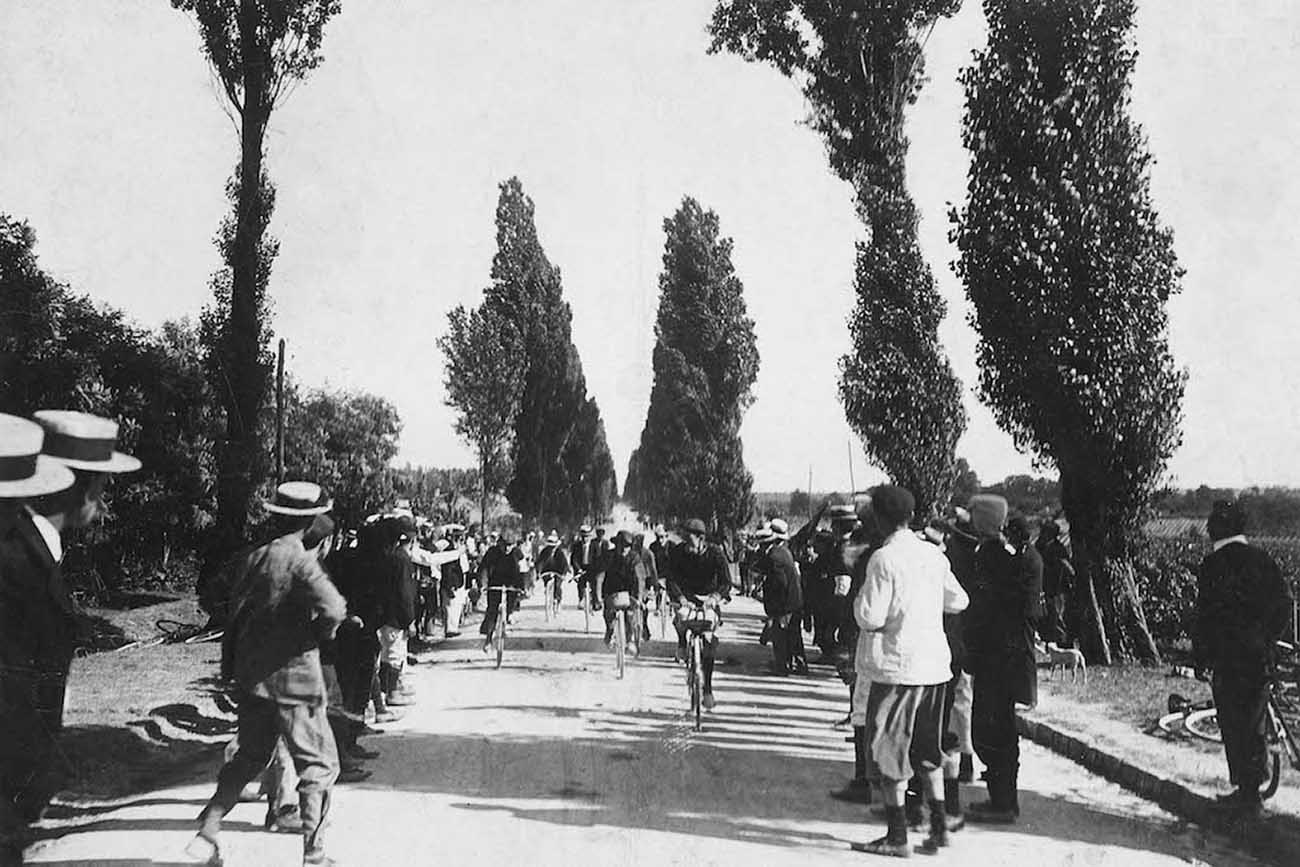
[3,1,1299,494]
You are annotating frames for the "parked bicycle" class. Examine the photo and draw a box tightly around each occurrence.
[679,601,720,731]
[1158,639,1300,799]
[486,586,527,670]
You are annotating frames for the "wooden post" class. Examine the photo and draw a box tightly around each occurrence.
[808,465,814,519]
[275,338,285,485]
[847,440,856,494]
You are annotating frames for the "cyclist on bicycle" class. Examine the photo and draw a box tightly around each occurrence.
[535,530,571,609]
[668,518,732,709]
[479,533,523,652]
[600,530,639,649]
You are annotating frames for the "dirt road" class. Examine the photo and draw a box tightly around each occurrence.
[27,594,1259,866]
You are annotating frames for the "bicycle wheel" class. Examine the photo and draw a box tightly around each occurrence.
[494,607,506,670]
[584,591,591,635]
[1156,711,1187,737]
[615,614,626,680]
[658,595,667,640]
[690,636,703,732]
[1184,707,1223,743]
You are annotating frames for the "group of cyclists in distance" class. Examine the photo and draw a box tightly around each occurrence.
[438,517,732,709]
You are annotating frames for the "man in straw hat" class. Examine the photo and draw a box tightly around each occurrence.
[188,481,346,867]
[0,413,80,865]
[1,410,140,863]
[762,519,806,676]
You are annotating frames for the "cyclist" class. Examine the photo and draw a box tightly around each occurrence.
[630,532,659,641]
[479,533,523,653]
[535,530,571,609]
[668,518,732,710]
[600,530,639,650]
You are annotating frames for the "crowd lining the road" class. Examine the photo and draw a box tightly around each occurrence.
[0,409,1293,864]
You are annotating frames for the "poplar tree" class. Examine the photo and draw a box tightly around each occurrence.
[710,1,966,519]
[951,0,1185,662]
[634,198,759,531]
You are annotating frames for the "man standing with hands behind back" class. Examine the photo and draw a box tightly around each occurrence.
[1194,499,1293,816]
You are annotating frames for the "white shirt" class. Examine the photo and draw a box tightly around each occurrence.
[25,506,62,563]
[1211,534,1247,553]
[854,528,969,686]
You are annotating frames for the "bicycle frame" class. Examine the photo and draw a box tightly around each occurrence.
[489,586,525,670]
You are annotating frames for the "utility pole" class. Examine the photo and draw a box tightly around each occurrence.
[847,440,856,494]
[275,338,285,485]
[808,465,814,519]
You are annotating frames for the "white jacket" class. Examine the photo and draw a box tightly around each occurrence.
[854,529,969,686]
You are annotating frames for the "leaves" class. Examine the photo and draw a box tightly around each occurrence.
[633,197,759,531]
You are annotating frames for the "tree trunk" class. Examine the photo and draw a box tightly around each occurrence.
[479,452,489,530]
[1061,471,1161,665]
[211,3,270,565]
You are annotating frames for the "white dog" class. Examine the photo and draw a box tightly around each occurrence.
[1045,642,1087,685]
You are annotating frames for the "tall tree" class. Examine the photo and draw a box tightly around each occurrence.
[951,0,1185,663]
[634,197,759,531]
[710,1,966,520]
[437,302,525,526]
[481,178,590,525]
[172,0,340,559]
[283,384,402,528]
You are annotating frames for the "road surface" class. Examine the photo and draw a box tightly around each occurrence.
[27,593,1258,866]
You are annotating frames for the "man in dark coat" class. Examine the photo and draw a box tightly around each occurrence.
[599,530,639,647]
[191,482,346,867]
[1036,520,1075,647]
[668,518,732,709]
[1194,499,1293,815]
[962,499,1043,824]
[1,412,139,866]
[762,519,806,676]
[479,533,524,650]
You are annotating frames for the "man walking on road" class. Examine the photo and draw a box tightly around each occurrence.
[850,486,968,857]
[189,482,346,867]
[1194,499,1293,816]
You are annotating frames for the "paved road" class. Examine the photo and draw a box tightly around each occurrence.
[28,594,1258,866]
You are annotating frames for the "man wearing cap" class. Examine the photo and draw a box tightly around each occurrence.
[961,498,1043,824]
[668,518,732,709]
[479,532,524,651]
[850,485,968,857]
[0,414,79,864]
[1194,499,1293,815]
[189,481,346,867]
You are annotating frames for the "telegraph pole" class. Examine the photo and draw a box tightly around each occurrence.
[275,338,285,485]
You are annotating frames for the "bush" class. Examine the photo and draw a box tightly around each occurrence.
[1135,535,1300,647]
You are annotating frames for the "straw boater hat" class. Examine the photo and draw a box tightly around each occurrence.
[34,410,141,473]
[264,481,333,516]
[545,531,561,545]
[0,414,76,498]
[768,518,790,540]
[752,524,775,543]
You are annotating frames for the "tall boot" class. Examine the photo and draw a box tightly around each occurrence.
[904,780,924,828]
[968,767,1016,824]
[918,798,951,853]
[830,726,871,804]
[943,778,965,827]
[851,804,909,857]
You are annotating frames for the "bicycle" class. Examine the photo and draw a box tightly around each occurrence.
[606,591,636,679]
[487,586,527,670]
[1158,639,1300,800]
[539,571,563,621]
[678,601,719,731]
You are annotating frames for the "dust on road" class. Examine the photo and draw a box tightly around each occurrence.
[28,594,1260,866]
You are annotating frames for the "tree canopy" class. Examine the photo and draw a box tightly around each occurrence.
[710,1,966,520]
[951,0,1185,662]
[632,197,759,531]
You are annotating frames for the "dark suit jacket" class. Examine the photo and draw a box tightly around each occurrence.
[0,506,75,734]
[224,533,346,705]
[762,542,803,618]
[1194,540,1292,675]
